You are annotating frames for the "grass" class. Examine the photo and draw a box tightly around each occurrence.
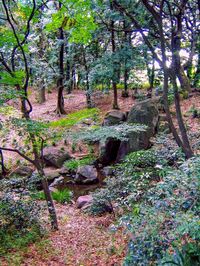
[64,156,96,172]
[31,189,73,204]
[48,108,99,128]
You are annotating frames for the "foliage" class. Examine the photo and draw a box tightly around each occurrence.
[87,149,161,215]
[32,189,72,204]
[48,108,99,128]
[71,123,147,143]
[122,156,200,265]
[0,192,44,257]
[64,155,96,172]
[51,189,73,204]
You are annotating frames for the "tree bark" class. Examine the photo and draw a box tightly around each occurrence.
[56,3,66,115]
[110,1,119,109]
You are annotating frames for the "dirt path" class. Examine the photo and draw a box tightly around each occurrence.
[22,204,128,266]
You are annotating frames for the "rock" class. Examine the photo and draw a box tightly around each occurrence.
[127,99,159,136]
[49,176,64,191]
[99,138,121,165]
[116,129,151,162]
[98,128,151,164]
[76,195,93,209]
[101,166,114,176]
[103,110,126,126]
[9,166,33,178]
[75,165,99,184]
[43,147,71,168]
[49,186,58,193]
[59,167,70,175]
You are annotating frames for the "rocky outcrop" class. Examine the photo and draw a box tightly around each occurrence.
[75,165,99,185]
[43,147,71,168]
[103,110,126,126]
[127,99,159,136]
[116,129,151,162]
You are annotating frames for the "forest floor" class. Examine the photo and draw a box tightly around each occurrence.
[20,204,128,266]
[1,89,200,266]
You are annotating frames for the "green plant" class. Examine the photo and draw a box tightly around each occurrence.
[64,156,96,172]
[51,189,73,204]
[31,189,72,204]
[123,156,200,265]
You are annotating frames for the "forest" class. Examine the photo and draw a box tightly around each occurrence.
[0,0,199,265]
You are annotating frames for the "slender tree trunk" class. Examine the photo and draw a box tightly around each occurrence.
[177,66,191,94]
[110,2,119,109]
[38,33,46,103]
[36,163,58,230]
[122,21,129,98]
[194,45,200,88]
[170,69,193,158]
[83,49,93,108]
[38,85,46,104]
[56,3,66,115]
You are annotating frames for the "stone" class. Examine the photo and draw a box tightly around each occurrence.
[43,168,61,182]
[43,147,71,168]
[127,99,159,136]
[101,166,114,177]
[49,176,64,189]
[103,110,126,126]
[76,195,93,209]
[9,166,33,178]
[116,129,151,162]
[98,128,151,164]
[75,165,99,184]
[98,138,121,165]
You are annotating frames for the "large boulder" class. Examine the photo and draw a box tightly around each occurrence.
[127,99,159,136]
[43,147,71,168]
[99,138,121,165]
[75,165,99,184]
[99,129,151,164]
[116,129,151,162]
[103,110,126,126]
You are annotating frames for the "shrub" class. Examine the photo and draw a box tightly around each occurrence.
[87,150,161,215]
[0,193,44,258]
[123,156,200,265]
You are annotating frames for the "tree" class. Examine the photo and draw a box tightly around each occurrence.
[0,0,58,230]
[113,0,194,158]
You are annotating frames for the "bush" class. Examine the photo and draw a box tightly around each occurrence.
[123,156,200,265]
[0,193,44,257]
[87,150,161,215]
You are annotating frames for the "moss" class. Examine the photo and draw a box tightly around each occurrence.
[48,108,99,128]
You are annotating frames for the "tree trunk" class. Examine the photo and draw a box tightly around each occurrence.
[194,45,200,88]
[110,2,119,109]
[170,69,193,158]
[38,85,46,104]
[36,165,58,230]
[56,4,66,115]
[177,66,191,93]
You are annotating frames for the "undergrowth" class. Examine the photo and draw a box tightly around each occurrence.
[64,155,96,172]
